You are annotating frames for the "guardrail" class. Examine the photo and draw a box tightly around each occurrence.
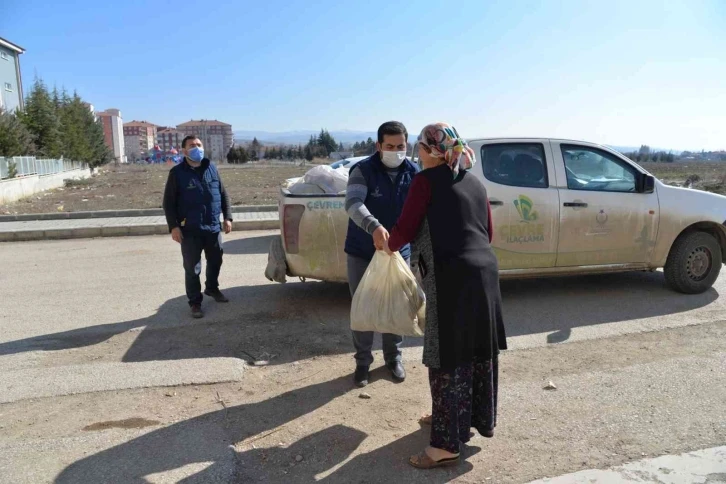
[0,157,87,180]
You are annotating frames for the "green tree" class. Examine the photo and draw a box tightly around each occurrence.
[227,146,239,163]
[250,137,262,161]
[58,92,111,169]
[316,129,338,156]
[0,108,36,157]
[366,137,376,154]
[58,92,91,162]
[21,77,63,158]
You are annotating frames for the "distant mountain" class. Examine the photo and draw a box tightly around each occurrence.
[234,130,376,145]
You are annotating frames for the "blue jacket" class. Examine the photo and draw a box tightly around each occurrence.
[163,159,230,233]
[344,152,419,261]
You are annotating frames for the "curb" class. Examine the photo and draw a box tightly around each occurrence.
[0,204,278,222]
[0,218,279,242]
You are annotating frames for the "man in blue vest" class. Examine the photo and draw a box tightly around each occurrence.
[345,121,419,387]
[163,135,233,318]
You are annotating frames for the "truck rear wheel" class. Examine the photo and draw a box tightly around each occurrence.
[664,231,722,294]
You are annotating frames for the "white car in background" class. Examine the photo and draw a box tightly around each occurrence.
[268,139,726,294]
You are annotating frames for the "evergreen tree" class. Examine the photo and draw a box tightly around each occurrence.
[21,77,63,158]
[0,108,36,157]
[316,129,338,156]
[227,146,239,163]
[237,145,249,163]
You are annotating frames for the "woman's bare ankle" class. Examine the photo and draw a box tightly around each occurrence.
[425,446,459,460]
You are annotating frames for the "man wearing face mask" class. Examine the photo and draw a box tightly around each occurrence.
[344,121,419,387]
[163,135,233,319]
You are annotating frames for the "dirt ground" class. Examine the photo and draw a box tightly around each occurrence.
[0,162,310,215]
[2,322,724,483]
[3,160,726,215]
[1,233,725,482]
[640,161,726,193]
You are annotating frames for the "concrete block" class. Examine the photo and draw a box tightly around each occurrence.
[127,225,167,236]
[101,226,130,237]
[71,227,103,239]
[13,230,45,241]
[43,229,76,240]
[234,220,279,231]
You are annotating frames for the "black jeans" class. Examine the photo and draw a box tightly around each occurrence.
[181,230,223,306]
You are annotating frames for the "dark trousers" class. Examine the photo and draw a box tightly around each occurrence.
[347,255,404,367]
[429,357,499,454]
[181,230,223,306]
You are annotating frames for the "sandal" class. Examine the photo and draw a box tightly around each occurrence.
[409,451,460,469]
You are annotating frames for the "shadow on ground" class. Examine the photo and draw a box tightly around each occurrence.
[0,270,718,365]
[55,374,478,483]
[222,234,277,255]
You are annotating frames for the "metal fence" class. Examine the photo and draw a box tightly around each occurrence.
[0,157,87,180]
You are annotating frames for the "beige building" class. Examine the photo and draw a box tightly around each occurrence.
[123,121,157,161]
[97,109,126,163]
[156,127,186,152]
[176,120,233,162]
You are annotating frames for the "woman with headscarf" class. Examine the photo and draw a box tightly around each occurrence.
[384,122,507,469]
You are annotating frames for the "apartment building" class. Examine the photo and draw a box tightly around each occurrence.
[0,36,25,112]
[176,120,233,162]
[156,127,186,152]
[123,120,157,161]
[97,109,126,163]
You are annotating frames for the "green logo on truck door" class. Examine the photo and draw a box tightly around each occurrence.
[514,195,538,222]
[500,195,545,244]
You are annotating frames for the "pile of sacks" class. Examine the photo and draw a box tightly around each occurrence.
[285,165,349,195]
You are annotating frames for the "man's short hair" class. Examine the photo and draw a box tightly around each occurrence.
[182,135,200,148]
[377,121,408,144]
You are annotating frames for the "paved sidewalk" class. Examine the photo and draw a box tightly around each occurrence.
[0,210,279,242]
[528,445,726,483]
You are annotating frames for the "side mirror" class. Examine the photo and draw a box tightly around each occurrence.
[638,174,655,193]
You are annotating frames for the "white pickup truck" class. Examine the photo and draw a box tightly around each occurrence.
[269,139,726,294]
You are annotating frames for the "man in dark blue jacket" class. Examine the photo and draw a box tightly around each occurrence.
[345,121,419,387]
[163,135,233,318]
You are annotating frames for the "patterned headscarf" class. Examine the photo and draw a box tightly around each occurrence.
[418,122,476,176]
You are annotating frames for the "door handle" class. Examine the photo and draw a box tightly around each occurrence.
[563,202,588,207]
[489,200,504,206]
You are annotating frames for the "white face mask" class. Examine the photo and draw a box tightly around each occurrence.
[381,150,407,168]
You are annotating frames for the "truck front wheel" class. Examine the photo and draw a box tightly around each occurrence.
[664,231,722,294]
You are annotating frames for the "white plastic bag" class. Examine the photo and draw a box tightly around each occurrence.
[350,251,426,337]
[298,165,349,194]
[264,236,288,283]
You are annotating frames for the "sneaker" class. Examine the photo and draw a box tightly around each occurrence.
[354,366,370,388]
[204,289,229,303]
[191,304,204,319]
[387,361,406,382]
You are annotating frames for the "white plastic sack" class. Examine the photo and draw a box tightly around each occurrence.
[350,251,426,337]
[293,165,349,194]
[287,182,326,195]
[264,236,289,283]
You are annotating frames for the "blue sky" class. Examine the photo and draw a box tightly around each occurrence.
[3,0,725,150]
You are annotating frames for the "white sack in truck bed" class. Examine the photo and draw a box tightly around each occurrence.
[287,165,349,195]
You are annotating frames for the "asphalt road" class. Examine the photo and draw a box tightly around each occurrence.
[0,231,724,483]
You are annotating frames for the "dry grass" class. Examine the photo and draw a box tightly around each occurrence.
[3,159,726,215]
[640,162,726,195]
[0,162,311,214]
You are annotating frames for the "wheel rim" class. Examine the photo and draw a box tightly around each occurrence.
[687,246,712,281]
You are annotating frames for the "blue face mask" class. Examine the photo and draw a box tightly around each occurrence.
[187,147,204,162]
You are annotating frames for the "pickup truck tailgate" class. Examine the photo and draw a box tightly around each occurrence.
[280,193,349,282]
